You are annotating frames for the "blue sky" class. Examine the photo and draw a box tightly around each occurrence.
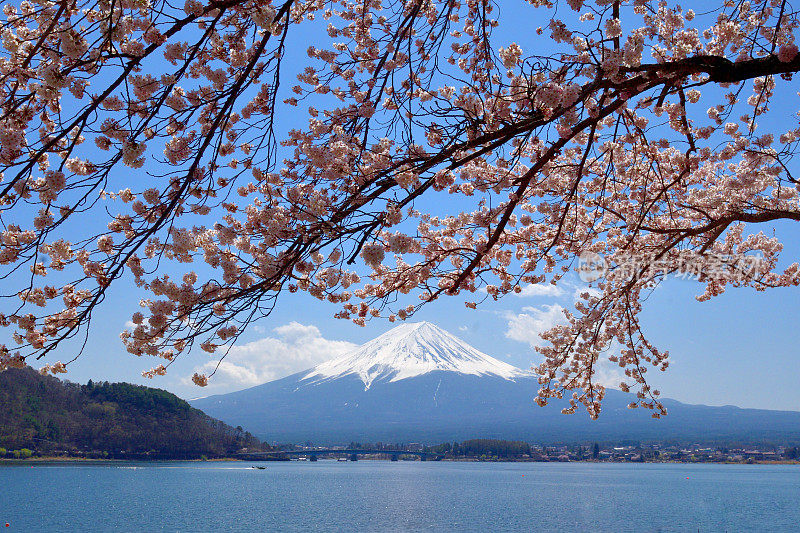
[13,1,800,413]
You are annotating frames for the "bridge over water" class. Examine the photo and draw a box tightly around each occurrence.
[239,449,442,461]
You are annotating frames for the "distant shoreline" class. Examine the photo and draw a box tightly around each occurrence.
[2,456,799,466]
[0,457,240,464]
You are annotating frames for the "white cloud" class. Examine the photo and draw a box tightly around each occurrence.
[504,304,568,348]
[458,325,468,332]
[190,322,358,393]
[572,285,602,302]
[592,353,626,389]
[503,301,627,390]
[516,283,564,298]
[504,306,625,389]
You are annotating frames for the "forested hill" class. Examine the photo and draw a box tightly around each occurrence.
[0,367,265,459]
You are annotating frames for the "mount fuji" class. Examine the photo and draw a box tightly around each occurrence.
[191,322,800,444]
[302,321,528,389]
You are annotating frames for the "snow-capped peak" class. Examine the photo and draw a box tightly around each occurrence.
[302,321,529,390]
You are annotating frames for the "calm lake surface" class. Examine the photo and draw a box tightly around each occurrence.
[2,461,799,531]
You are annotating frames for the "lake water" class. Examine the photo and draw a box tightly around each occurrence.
[2,461,798,531]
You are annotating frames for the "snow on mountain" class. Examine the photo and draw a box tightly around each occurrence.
[301,321,530,390]
[190,321,800,445]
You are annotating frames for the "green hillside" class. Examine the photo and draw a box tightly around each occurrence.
[0,367,265,459]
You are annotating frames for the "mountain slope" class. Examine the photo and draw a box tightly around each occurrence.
[0,367,264,458]
[193,370,800,444]
[192,323,800,445]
